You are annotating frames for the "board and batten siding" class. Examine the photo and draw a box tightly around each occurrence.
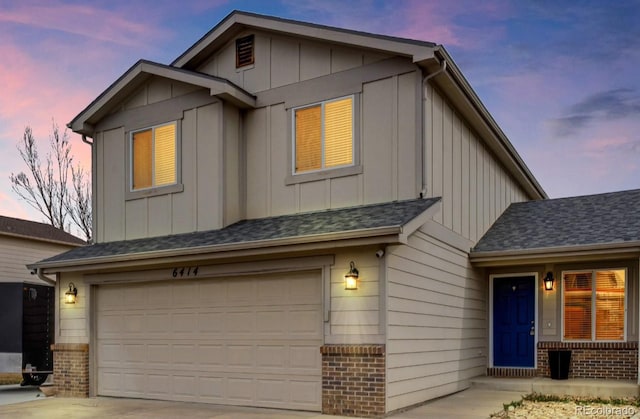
[245,72,420,219]
[199,30,392,93]
[385,228,486,412]
[424,85,528,242]
[94,77,242,243]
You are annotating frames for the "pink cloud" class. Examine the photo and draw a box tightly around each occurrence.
[0,2,166,47]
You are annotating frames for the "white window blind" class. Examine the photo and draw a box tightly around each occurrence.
[131,122,177,190]
[294,96,353,174]
[563,269,625,341]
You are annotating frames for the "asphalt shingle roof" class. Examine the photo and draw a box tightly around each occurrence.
[37,198,440,266]
[472,189,640,254]
[0,215,85,246]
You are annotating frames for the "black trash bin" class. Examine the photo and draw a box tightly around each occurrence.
[548,350,571,379]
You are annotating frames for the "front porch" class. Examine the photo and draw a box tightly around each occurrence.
[472,376,639,399]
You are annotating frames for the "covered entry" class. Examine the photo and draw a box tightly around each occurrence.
[95,271,323,411]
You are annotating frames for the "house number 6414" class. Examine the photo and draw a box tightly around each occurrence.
[172,267,199,278]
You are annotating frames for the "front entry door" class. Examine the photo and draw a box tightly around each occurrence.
[493,276,535,367]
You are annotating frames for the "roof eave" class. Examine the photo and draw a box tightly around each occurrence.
[470,241,640,267]
[30,226,404,273]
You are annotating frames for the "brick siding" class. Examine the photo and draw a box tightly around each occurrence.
[320,344,385,418]
[537,342,638,380]
[51,343,89,397]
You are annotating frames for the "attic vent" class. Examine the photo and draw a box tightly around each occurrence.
[236,35,255,68]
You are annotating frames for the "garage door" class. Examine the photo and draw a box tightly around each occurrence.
[95,271,323,411]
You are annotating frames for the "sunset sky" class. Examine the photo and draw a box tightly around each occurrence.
[1,0,639,224]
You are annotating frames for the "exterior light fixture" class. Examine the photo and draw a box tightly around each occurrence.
[65,282,78,304]
[344,261,359,290]
[544,272,554,291]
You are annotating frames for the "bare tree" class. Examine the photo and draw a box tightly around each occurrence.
[10,120,92,242]
[66,165,92,242]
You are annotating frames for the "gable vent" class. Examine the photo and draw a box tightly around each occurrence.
[236,35,255,68]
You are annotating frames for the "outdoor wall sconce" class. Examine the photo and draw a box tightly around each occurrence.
[344,261,359,290]
[65,282,78,304]
[544,272,555,291]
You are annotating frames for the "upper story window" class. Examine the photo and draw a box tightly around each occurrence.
[236,35,254,68]
[293,96,354,174]
[130,122,177,191]
[563,269,626,341]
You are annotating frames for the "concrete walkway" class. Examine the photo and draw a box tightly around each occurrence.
[388,388,524,419]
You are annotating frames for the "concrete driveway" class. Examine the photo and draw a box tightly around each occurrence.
[0,386,523,418]
[0,384,44,406]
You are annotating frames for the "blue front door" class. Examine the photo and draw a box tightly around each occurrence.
[493,276,535,367]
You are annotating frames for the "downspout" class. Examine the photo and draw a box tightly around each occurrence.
[420,57,447,198]
[82,134,93,145]
[32,267,56,286]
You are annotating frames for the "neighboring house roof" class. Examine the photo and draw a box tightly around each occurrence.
[0,215,85,246]
[470,189,640,263]
[31,198,440,271]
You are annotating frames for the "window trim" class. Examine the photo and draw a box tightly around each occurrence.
[286,94,361,185]
[126,120,183,200]
[561,267,627,342]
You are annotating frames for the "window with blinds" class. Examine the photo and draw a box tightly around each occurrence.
[294,96,354,174]
[563,269,625,341]
[131,122,177,190]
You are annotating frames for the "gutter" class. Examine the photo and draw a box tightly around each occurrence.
[470,241,640,266]
[31,267,56,285]
[30,225,404,273]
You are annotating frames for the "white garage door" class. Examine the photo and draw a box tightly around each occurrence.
[95,271,323,411]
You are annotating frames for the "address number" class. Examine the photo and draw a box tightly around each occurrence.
[172,267,199,278]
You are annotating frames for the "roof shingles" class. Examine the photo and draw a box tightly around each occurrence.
[472,189,640,254]
[36,198,439,266]
[0,215,85,246]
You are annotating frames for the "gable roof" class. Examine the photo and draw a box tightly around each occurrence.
[67,10,546,200]
[173,10,438,69]
[0,215,85,246]
[68,60,256,135]
[471,189,640,264]
[30,198,440,272]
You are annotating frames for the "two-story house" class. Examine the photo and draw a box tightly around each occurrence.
[29,10,640,418]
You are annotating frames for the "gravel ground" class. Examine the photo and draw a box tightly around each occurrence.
[491,399,639,419]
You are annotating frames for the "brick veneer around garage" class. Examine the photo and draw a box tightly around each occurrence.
[51,343,89,397]
[537,341,638,380]
[320,344,385,418]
